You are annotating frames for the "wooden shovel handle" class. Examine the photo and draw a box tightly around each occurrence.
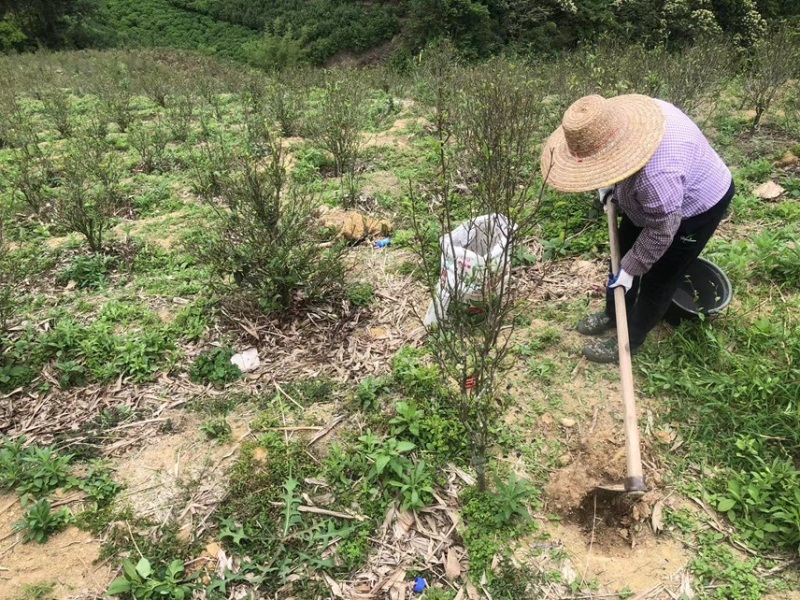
[606,201,647,493]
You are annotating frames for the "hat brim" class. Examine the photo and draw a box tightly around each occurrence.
[540,95,666,193]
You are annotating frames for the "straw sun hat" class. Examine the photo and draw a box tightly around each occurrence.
[541,94,666,193]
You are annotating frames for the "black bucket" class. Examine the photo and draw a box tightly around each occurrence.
[664,257,733,326]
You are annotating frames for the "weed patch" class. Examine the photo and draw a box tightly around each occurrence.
[189,347,241,387]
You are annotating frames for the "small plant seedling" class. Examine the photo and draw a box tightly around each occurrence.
[189,348,241,386]
[347,281,375,307]
[362,433,415,479]
[67,460,122,506]
[14,582,57,600]
[389,459,434,512]
[493,473,535,526]
[0,439,72,499]
[200,418,233,443]
[107,557,196,599]
[355,376,388,411]
[389,401,423,439]
[14,498,72,543]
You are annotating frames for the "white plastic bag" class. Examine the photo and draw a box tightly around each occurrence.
[423,214,516,326]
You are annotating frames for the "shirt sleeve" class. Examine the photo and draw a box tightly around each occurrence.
[620,170,684,276]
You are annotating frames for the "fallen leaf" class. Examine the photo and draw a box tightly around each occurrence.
[652,500,664,534]
[679,571,695,599]
[466,581,481,600]
[561,561,577,585]
[753,181,785,200]
[654,430,672,444]
[324,573,345,598]
[445,548,462,581]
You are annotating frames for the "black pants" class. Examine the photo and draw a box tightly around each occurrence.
[605,180,735,350]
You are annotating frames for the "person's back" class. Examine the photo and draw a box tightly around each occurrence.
[615,100,731,226]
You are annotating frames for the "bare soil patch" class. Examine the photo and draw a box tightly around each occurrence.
[112,411,246,541]
[540,520,690,596]
[0,493,111,599]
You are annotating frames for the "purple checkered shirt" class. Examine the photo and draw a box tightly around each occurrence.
[613,100,732,276]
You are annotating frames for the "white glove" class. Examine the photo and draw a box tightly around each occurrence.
[598,186,615,207]
[608,268,634,293]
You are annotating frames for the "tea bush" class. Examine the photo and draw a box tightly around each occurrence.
[189,120,348,316]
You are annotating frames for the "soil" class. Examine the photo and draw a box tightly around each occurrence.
[540,519,691,595]
[112,411,247,537]
[0,493,112,599]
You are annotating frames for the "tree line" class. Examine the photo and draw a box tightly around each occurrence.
[1,0,799,64]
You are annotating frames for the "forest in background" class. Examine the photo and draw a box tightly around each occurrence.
[1,0,800,67]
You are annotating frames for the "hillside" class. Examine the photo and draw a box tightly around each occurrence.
[0,41,798,600]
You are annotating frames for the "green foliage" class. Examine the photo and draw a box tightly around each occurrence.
[389,401,423,439]
[0,224,18,331]
[67,460,122,506]
[200,417,233,442]
[166,0,401,65]
[266,77,308,138]
[388,458,434,511]
[0,438,72,498]
[189,347,241,386]
[36,317,177,383]
[56,254,116,289]
[709,437,800,552]
[690,533,765,599]
[245,29,307,72]
[107,557,196,599]
[391,346,440,398]
[741,22,800,130]
[105,0,258,62]
[55,135,124,252]
[189,121,348,316]
[0,0,105,51]
[488,557,547,600]
[14,498,72,544]
[355,376,389,411]
[283,377,334,406]
[127,118,172,173]
[214,441,369,596]
[460,482,536,576]
[305,72,368,202]
[751,227,800,287]
[492,472,535,526]
[13,582,57,600]
[347,281,375,307]
[640,304,800,551]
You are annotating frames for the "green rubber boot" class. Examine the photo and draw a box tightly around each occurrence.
[576,312,614,336]
[583,338,619,364]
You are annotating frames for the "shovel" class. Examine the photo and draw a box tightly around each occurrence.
[598,197,647,497]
